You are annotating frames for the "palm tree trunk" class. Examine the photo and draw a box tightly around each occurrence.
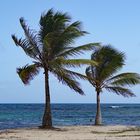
[42,68,52,128]
[95,90,102,125]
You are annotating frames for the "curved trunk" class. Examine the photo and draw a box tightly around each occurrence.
[42,68,52,128]
[95,90,102,125]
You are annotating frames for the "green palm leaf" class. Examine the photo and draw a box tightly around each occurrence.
[92,45,125,82]
[12,18,41,60]
[63,69,88,80]
[19,18,39,50]
[60,59,98,68]
[51,69,84,95]
[12,35,34,58]
[17,64,40,85]
[39,9,71,41]
[49,59,88,81]
[107,73,140,85]
[105,86,135,97]
[58,43,100,58]
[45,21,88,58]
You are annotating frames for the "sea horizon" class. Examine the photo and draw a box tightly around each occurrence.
[0,103,140,104]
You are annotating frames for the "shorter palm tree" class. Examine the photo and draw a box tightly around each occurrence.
[86,45,140,125]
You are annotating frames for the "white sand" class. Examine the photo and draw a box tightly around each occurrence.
[0,125,140,140]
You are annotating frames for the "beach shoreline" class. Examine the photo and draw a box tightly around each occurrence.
[0,125,140,140]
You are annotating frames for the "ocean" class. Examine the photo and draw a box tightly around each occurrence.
[0,104,139,130]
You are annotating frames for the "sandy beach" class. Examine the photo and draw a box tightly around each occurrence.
[0,125,140,140]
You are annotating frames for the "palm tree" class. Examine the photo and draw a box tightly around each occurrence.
[86,45,140,125]
[12,9,99,128]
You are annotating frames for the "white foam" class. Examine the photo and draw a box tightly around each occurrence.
[110,106,121,108]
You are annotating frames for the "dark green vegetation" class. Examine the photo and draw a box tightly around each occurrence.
[86,46,140,125]
[12,9,99,128]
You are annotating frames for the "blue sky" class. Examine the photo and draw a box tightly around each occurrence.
[0,0,140,103]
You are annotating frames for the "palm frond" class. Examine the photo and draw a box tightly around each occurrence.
[39,10,89,59]
[11,34,40,60]
[12,18,41,60]
[61,59,98,68]
[19,18,38,47]
[58,43,100,58]
[12,35,35,58]
[91,45,125,81]
[39,8,71,41]
[49,60,87,80]
[39,9,54,41]
[62,69,88,80]
[51,69,84,95]
[49,58,97,69]
[46,21,88,58]
[17,64,40,85]
[105,86,135,97]
[108,73,140,86]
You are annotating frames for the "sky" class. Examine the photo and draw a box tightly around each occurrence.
[0,0,140,103]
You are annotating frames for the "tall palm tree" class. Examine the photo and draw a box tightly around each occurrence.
[12,9,99,128]
[86,45,140,125]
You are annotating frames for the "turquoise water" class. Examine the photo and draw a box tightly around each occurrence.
[0,104,139,130]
